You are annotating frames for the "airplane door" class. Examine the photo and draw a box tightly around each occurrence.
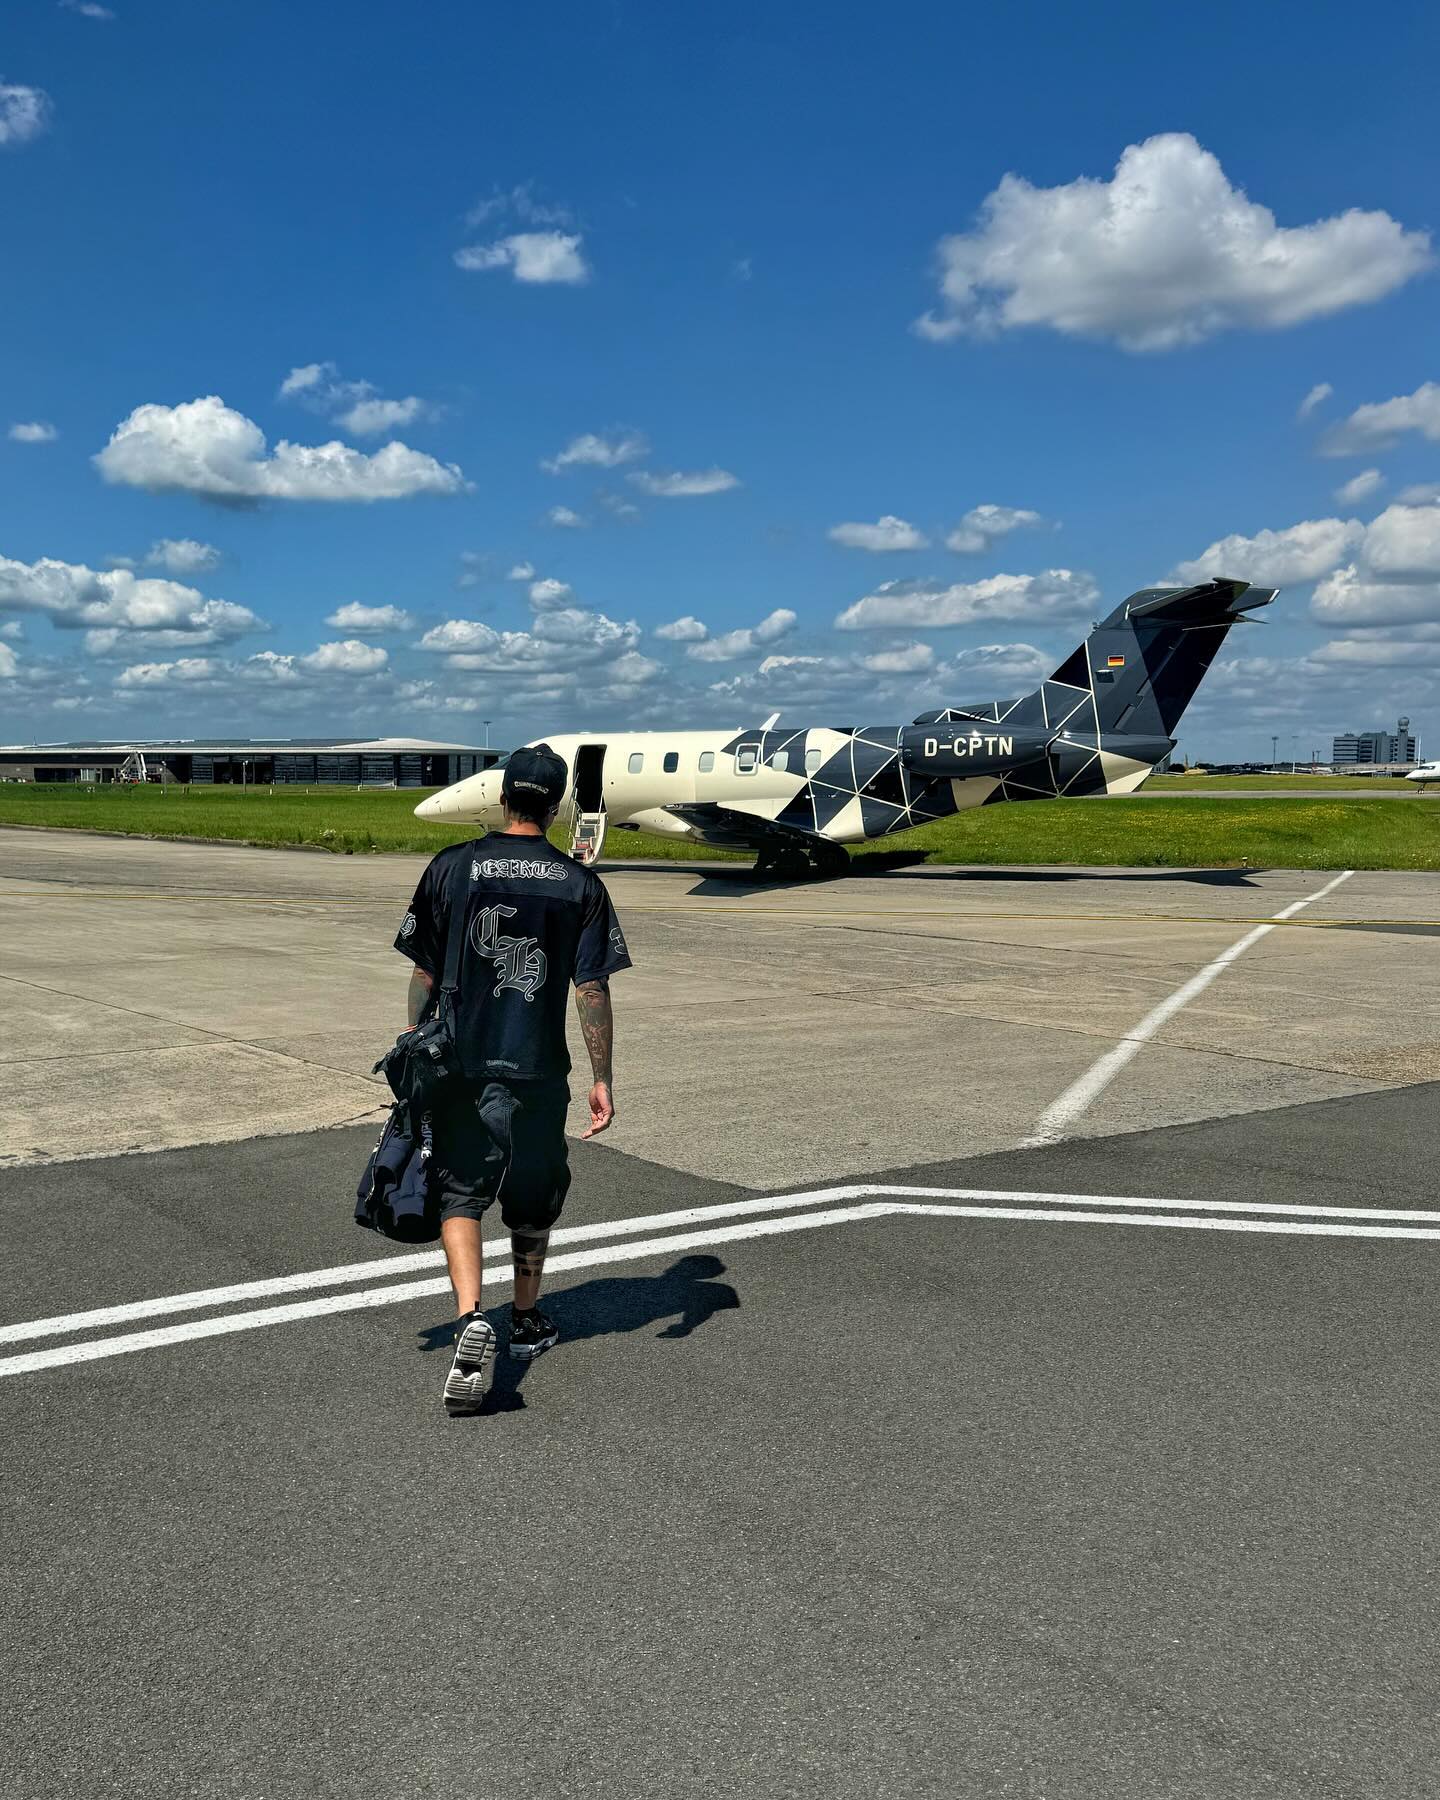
[571,743,608,865]
[574,742,606,811]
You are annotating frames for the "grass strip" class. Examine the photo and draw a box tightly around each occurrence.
[1,782,1437,870]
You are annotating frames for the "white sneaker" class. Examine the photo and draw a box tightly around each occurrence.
[442,1312,497,1416]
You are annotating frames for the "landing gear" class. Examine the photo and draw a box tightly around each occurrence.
[752,842,849,881]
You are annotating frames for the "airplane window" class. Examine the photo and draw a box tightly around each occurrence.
[805,748,822,773]
[628,752,644,774]
[698,750,715,773]
[663,751,679,774]
[736,745,758,774]
[771,750,789,772]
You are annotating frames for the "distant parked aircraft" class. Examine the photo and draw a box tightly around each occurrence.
[416,578,1278,876]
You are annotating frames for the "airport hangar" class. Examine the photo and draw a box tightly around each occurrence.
[0,736,503,788]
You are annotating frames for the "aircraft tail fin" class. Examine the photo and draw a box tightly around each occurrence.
[1022,578,1276,739]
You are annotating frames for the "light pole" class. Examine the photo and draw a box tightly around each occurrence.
[1290,734,1298,774]
[1271,734,1279,770]
[483,719,491,750]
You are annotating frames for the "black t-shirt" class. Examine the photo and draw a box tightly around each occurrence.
[394,833,632,1082]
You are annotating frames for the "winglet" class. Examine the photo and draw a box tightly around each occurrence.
[760,710,781,731]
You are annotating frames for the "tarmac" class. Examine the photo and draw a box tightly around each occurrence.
[1,827,1437,1798]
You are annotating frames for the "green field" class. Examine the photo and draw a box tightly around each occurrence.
[1146,772,1417,792]
[1,780,1437,870]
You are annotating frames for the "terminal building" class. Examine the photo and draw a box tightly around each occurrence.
[1332,717,1419,766]
[0,737,502,788]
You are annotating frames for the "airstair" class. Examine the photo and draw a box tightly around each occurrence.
[570,810,608,865]
[567,742,609,865]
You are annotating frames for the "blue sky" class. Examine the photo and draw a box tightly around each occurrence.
[3,0,1438,759]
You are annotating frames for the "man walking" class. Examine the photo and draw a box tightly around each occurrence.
[393,744,631,1415]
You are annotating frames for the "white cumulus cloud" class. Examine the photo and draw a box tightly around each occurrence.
[940,642,1053,686]
[9,421,57,443]
[94,397,468,503]
[629,468,740,498]
[116,658,220,688]
[302,639,388,675]
[0,82,52,148]
[528,578,574,610]
[545,505,586,529]
[1334,470,1384,507]
[337,395,427,436]
[915,133,1432,351]
[147,537,220,574]
[1307,504,1440,626]
[835,569,1097,630]
[706,654,870,709]
[279,363,330,398]
[1322,382,1440,456]
[419,606,640,674]
[828,516,929,552]
[945,503,1047,554]
[324,602,413,633]
[1176,501,1440,632]
[241,652,305,685]
[454,231,590,285]
[507,561,536,581]
[655,615,708,642]
[606,650,663,688]
[277,364,431,437]
[1172,518,1366,587]
[541,431,648,473]
[1308,636,1440,668]
[686,609,796,662]
[753,609,795,644]
[0,642,18,679]
[859,642,936,674]
[1361,502,1440,579]
[0,555,264,650]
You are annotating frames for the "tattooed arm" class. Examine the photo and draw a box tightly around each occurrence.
[407,965,435,1028]
[574,976,615,1138]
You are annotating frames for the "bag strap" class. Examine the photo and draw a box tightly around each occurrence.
[438,843,473,996]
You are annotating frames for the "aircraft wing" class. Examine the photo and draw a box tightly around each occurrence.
[662,801,824,853]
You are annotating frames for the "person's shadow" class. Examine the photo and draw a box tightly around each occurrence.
[415,1253,740,1413]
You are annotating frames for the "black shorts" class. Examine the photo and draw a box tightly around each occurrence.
[430,1079,572,1233]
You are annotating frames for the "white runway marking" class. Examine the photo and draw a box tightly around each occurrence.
[10,1179,1440,1349]
[1019,869,1357,1147]
[2,1178,1437,1379]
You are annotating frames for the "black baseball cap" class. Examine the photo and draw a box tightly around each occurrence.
[501,742,569,811]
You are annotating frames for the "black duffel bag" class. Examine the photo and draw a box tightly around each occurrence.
[355,1103,438,1242]
[371,851,471,1110]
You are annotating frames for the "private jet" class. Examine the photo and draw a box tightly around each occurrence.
[1406,760,1440,788]
[415,577,1277,876]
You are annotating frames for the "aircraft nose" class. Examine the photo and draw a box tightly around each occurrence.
[414,770,506,824]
